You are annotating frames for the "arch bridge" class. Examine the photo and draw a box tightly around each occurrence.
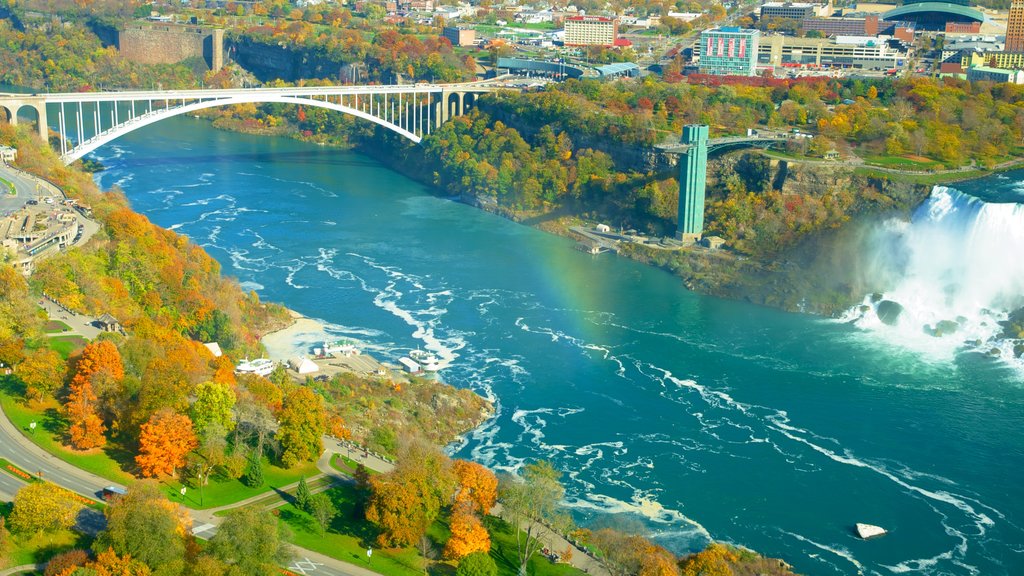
[0,83,494,164]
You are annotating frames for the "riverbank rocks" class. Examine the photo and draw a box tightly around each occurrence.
[876,300,904,326]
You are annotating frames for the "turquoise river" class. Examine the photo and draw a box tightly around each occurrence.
[89,117,1023,576]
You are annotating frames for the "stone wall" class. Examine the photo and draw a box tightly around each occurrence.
[118,23,223,71]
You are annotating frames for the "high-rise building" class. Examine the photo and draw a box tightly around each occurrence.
[1008,0,1024,52]
[677,125,709,243]
[698,27,760,76]
[564,16,618,47]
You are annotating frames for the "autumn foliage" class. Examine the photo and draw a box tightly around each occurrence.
[453,460,497,515]
[9,483,83,535]
[443,501,490,560]
[136,409,199,477]
[65,340,123,450]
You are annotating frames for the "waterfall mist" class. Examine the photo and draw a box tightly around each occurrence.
[845,186,1024,364]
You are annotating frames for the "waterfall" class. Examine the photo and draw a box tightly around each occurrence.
[845,186,1024,364]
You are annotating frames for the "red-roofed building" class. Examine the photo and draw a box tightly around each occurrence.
[565,15,618,46]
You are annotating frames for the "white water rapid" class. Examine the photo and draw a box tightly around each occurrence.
[845,186,1024,365]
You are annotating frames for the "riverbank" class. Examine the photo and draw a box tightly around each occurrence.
[258,306,494,455]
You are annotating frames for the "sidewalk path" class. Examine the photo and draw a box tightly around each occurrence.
[0,564,42,576]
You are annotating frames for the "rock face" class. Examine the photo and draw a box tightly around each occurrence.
[876,300,904,326]
[855,523,887,539]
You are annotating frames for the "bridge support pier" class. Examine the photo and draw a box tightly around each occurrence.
[0,101,47,141]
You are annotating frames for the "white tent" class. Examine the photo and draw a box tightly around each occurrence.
[288,356,319,374]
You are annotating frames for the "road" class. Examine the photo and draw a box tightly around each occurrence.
[0,162,57,216]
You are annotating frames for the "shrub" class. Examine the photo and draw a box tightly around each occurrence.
[456,552,498,576]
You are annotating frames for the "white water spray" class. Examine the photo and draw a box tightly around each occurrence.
[844,186,1024,363]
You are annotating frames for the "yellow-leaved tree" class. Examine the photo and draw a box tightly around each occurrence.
[9,483,83,534]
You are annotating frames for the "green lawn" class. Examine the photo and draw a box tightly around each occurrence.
[0,377,134,486]
[1,176,14,196]
[4,527,92,569]
[43,320,73,334]
[485,516,584,576]
[862,154,943,170]
[161,459,321,510]
[278,484,424,576]
[46,335,89,359]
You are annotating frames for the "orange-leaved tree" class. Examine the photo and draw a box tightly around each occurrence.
[364,474,424,547]
[453,460,497,514]
[136,409,199,477]
[443,501,490,560]
[65,340,123,450]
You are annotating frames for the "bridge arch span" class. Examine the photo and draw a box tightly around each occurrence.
[64,93,429,164]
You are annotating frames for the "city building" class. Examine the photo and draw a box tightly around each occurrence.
[757,34,902,69]
[443,26,477,47]
[942,36,1004,63]
[966,65,1024,83]
[0,145,16,163]
[760,2,816,20]
[946,21,981,33]
[564,15,618,47]
[595,62,641,79]
[698,27,760,76]
[802,15,915,39]
[1008,0,1024,52]
[960,50,1024,69]
[677,124,709,243]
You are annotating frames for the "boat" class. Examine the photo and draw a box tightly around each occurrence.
[234,358,276,377]
[317,339,361,357]
[409,348,442,371]
[855,523,887,539]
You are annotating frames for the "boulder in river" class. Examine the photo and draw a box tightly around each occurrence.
[933,320,959,337]
[876,300,904,326]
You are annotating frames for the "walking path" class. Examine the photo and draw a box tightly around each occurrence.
[0,564,42,576]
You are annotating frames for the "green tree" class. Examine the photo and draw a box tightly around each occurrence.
[277,386,325,468]
[308,493,337,535]
[92,481,189,575]
[295,476,311,512]
[497,461,571,576]
[191,380,236,435]
[242,449,264,488]
[456,552,498,576]
[9,483,82,535]
[209,507,291,573]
